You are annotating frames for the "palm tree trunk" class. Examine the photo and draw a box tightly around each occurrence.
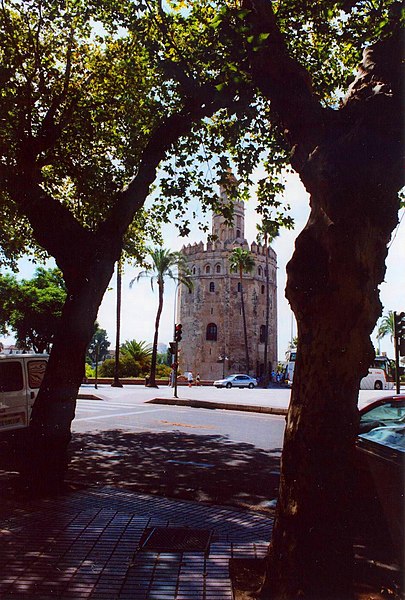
[240,267,250,374]
[148,280,164,387]
[263,234,270,386]
[112,258,123,388]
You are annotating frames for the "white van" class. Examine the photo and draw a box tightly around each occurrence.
[360,367,394,391]
[0,354,48,433]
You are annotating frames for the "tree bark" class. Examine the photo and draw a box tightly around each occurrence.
[23,249,117,491]
[242,2,403,597]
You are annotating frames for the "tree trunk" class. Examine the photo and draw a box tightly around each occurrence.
[263,236,270,386]
[260,61,403,600]
[112,258,123,388]
[147,280,164,387]
[240,268,250,374]
[21,253,116,492]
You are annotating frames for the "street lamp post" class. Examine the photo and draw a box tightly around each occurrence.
[218,354,229,378]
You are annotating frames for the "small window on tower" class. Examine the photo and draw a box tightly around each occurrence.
[261,284,265,294]
[192,266,196,275]
[216,264,221,273]
[206,323,218,341]
[237,282,241,292]
[209,282,215,292]
[258,266,262,276]
[205,265,211,274]
[236,229,241,238]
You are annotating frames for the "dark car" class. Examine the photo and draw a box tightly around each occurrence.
[356,394,405,559]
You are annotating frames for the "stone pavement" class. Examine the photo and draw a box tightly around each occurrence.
[0,486,272,600]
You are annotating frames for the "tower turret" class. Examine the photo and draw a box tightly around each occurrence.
[212,172,245,242]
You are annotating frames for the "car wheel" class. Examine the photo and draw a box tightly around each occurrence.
[226,382,232,389]
[248,383,254,389]
[374,381,383,390]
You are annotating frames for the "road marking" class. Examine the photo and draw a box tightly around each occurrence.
[73,408,168,422]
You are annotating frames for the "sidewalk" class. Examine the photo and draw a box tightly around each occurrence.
[0,485,271,599]
[0,385,402,600]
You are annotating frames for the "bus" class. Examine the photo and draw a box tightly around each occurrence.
[283,350,395,390]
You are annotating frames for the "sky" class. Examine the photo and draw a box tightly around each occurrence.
[1,171,403,362]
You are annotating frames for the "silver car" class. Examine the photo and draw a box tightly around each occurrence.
[214,374,258,389]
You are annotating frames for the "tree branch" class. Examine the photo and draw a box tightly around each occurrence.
[242,0,327,167]
[98,85,254,241]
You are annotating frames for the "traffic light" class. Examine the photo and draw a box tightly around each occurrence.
[169,342,176,355]
[175,323,183,342]
[394,311,405,356]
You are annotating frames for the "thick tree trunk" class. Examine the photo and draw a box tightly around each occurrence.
[21,253,117,492]
[260,83,403,600]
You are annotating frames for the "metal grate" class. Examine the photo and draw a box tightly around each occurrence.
[140,526,212,554]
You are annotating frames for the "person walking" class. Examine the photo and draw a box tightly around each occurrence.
[196,373,201,386]
[187,371,194,387]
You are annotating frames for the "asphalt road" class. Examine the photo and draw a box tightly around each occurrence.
[73,395,286,450]
[70,391,286,511]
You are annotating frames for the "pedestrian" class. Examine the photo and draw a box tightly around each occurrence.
[187,371,193,387]
[196,373,201,386]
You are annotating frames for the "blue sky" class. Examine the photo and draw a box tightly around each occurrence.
[1,171,403,362]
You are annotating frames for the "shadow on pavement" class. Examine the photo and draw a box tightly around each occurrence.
[68,429,281,513]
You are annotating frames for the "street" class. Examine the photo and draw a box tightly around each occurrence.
[68,384,397,511]
[69,385,288,511]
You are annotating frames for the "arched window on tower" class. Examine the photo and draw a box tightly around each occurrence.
[205,265,211,274]
[237,282,241,292]
[261,284,265,294]
[260,325,266,343]
[209,282,215,292]
[206,323,218,341]
[236,229,241,238]
[192,266,196,275]
[258,266,263,276]
[216,264,221,273]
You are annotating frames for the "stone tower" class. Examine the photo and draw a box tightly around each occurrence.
[177,182,277,380]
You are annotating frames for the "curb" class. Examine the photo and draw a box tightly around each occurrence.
[77,393,104,400]
[147,397,288,416]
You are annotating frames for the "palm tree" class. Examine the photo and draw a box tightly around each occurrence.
[229,247,255,374]
[121,339,152,373]
[130,247,192,387]
[257,220,279,386]
[377,311,395,343]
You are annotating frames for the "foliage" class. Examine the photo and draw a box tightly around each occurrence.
[86,325,111,364]
[121,339,152,368]
[229,247,255,276]
[98,354,147,378]
[377,311,395,342]
[2,0,396,265]
[0,268,66,352]
[85,363,95,379]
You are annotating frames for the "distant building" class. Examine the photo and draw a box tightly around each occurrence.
[177,180,277,380]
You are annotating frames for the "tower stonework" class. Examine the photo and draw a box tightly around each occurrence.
[178,189,277,381]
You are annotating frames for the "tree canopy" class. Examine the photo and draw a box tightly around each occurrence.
[0,267,66,352]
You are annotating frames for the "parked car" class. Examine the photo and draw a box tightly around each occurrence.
[356,394,405,559]
[213,374,258,389]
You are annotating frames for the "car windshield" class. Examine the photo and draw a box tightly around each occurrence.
[360,402,405,427]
